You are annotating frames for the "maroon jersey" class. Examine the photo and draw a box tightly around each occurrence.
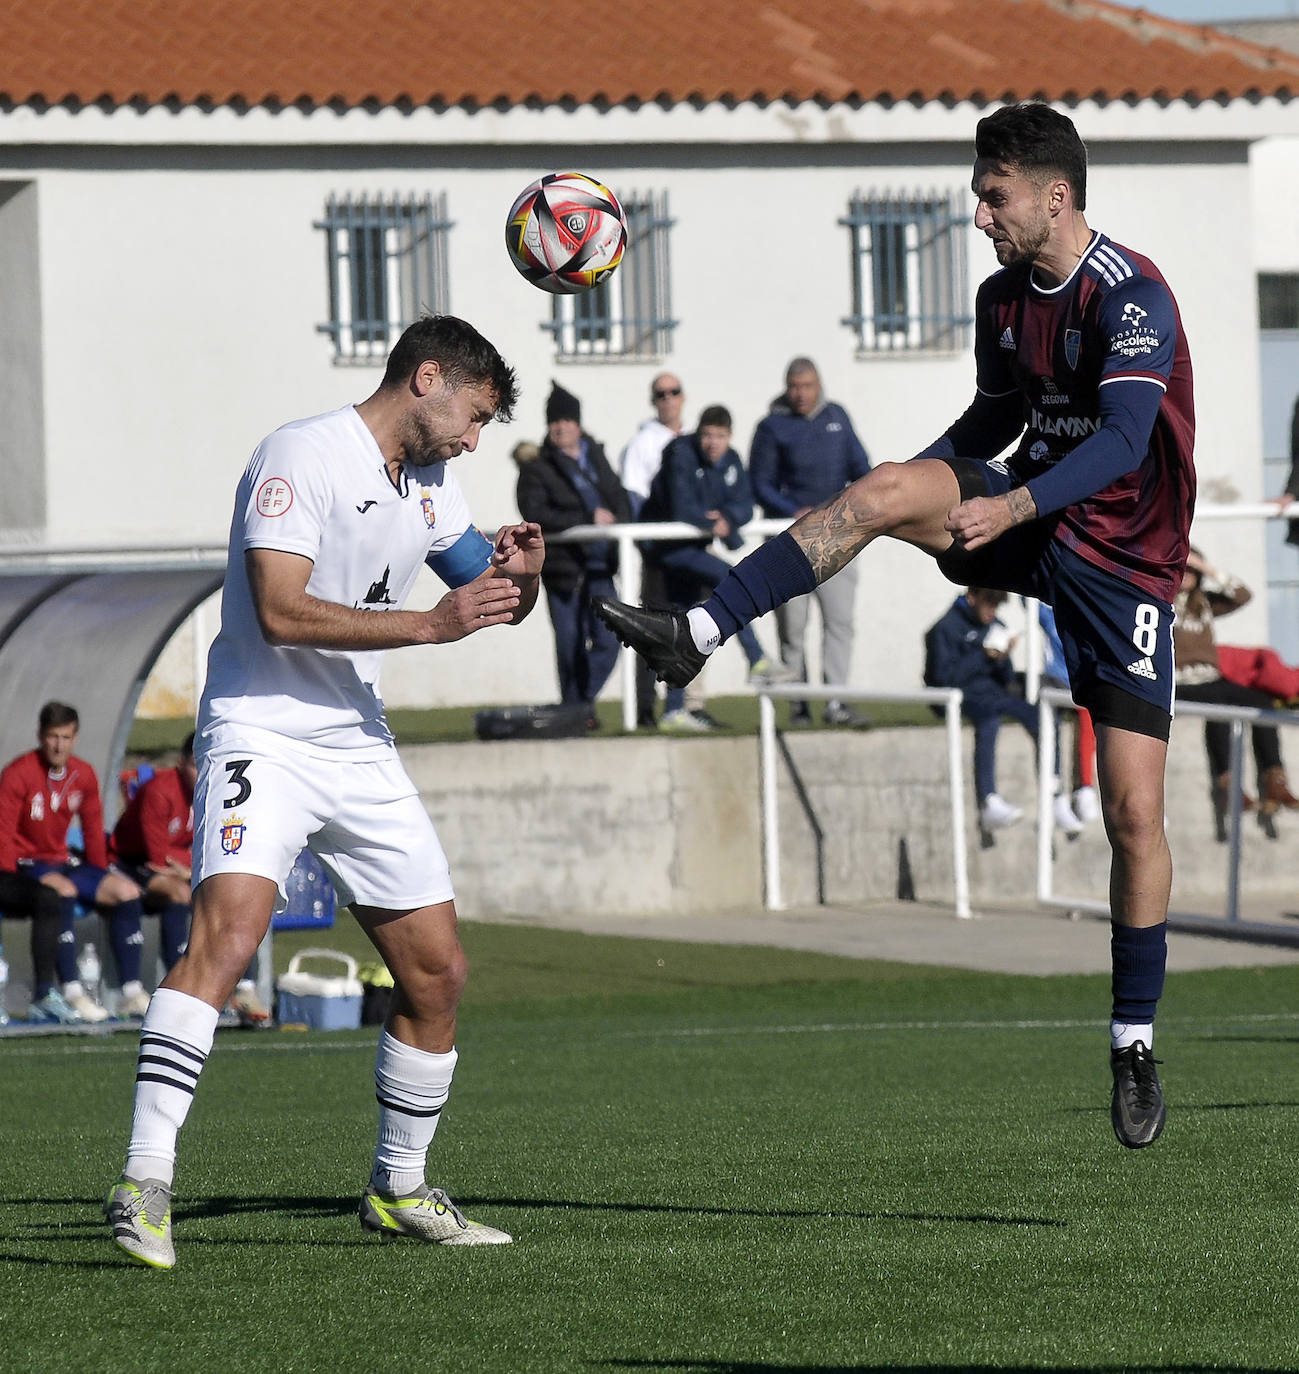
[0,749,107,870]
[111,766,193,869]
[974,232,1195,603]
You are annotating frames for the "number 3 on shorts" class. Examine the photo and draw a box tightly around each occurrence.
[1133,604,1160,655]
[223,759,253,809]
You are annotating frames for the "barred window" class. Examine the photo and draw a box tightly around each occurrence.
[1260,273,1299,330]
[316,192,452,364]
[841,190,972,353]
[544,190,676,359]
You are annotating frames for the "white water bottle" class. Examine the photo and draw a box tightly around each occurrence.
[0,950,9,1027]
[77,942,101,1005]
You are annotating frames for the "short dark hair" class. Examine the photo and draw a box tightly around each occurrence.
[381,314,519,422]
[39,701,79,732]
[975,102,1088,212]
[698,405,732,432]
[181,730,196,759]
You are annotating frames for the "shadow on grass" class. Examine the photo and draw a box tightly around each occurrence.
[595,1362,1272,1373]
[452,1195,1066,1227]
[7,1192,1066,1239]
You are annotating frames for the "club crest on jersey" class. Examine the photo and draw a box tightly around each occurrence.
[1065,330,1081,370]
[420,487,436,529]
[221,814,247,855]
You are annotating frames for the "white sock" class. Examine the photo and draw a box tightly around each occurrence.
[63,980,85,999]
[372,1031,457,1196]
[685,607,721,655]
[1111,1020,1153,1051]
[121,980,145,998]
[125,988,220,1188]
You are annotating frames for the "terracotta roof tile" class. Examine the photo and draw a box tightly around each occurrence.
[3,0,1298,112]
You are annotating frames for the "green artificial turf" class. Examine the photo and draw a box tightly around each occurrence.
[4,924,1299,1372]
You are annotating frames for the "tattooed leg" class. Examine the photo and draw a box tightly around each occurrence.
[790,459,965,582]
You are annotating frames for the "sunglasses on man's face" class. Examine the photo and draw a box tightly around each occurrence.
[653,387,682,400]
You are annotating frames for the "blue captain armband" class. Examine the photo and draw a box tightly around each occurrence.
[426,526,494,588]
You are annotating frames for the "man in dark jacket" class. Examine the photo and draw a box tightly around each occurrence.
[749,358,872,726]
[924,588,1079,835]
[924,588,1032,830]
[642,406,787,730]
[517,383,630,719]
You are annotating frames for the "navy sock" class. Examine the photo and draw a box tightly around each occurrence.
[56,897,79,983]
[1111,921,1167,1024]
[109,898,145,985]
[703,531,818,643]
[160,903,191,970]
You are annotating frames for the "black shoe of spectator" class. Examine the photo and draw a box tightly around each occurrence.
[592,599,706,689]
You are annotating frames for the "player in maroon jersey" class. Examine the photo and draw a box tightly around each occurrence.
[0,701,148,1021]
[597,102,1191,1150]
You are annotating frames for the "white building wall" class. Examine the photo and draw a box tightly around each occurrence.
[3,100,1286,710]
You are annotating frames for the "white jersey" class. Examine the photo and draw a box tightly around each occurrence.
[199,404,489,757]
[619,417,677,503]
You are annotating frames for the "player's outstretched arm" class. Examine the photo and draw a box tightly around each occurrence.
[247,548,521,650]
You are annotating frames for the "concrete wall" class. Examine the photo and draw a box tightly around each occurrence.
[399,719,1299,923]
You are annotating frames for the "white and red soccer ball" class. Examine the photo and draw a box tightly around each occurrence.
[504,172,628,295]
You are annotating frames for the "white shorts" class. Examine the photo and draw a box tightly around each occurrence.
[192,733,453,912]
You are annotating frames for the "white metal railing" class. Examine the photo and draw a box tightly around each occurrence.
[1035,686,1299,934]
[754,681,970,920]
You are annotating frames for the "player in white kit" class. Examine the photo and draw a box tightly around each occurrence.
[106,316,543,1267]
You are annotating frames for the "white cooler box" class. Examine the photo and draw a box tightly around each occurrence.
[276,949,364,1030]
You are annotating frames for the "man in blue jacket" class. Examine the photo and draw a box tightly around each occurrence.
[749,358,872,726]
[643,406,787,730]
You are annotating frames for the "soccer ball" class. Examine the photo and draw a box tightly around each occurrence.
[504,173,627,295]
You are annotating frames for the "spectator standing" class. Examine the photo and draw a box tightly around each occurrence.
[1172,547,1299,839]
[1270,393,1299,549]
[620,373,685,517]
[620,373,689,727]
[517,382,630,724]
[641,406,789,731]
[749,357,872,726]
[0,701,148,1021]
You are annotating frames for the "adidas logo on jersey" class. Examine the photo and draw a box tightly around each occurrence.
[999,327,1015,350]
[1126,656,1158,681]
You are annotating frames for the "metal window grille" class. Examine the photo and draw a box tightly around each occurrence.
[316,192,452,364]
[1259,273,1299,330]
[841,190,972,353]
[545,190,677,359]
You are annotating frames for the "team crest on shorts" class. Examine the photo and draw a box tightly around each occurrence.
[420,488,436,528]
[221,813,247,854]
